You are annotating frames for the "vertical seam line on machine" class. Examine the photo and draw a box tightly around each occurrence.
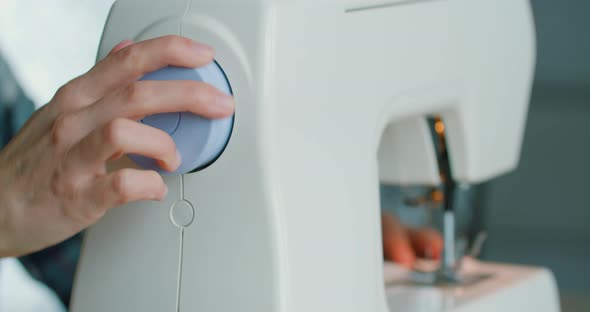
[176,1,191,309]
[180,0,192,36]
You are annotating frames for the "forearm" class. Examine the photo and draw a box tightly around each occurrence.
[0,182,25,258]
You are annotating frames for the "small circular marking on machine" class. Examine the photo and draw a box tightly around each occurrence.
[129,61,234,174]
[170,200,195,228]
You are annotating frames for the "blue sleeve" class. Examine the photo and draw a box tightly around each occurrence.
[0,54,35,146]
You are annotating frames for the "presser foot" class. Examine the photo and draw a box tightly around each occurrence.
[409,231,491,287]
[383,259,560,312]
[409,265,493,287]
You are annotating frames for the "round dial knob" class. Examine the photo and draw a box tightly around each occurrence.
[129,61,234,174]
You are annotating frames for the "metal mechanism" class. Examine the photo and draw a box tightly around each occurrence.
[404,117,484,285]
[430,117,459,280]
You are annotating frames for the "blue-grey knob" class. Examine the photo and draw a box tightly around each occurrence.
[129,62,234,174]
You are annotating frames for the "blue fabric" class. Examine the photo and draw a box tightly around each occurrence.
[0,53,80,308]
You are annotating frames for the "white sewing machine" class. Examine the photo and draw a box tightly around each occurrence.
[71,0,560,311]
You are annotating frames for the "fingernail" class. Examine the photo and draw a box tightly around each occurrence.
[175,150,182,168]
[216,93,235,112]
[193,41,214,57]
[153,185,168,201]
[148,187,166,201]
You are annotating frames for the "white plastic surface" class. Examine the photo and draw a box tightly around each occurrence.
[378,117,440,185]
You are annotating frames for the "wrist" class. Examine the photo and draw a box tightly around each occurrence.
[0,209,17,258]
[0,178,20,258]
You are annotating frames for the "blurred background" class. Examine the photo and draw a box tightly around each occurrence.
[0,0,588,311]
[477,1,590,309]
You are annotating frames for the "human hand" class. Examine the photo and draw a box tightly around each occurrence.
[381,213,443,268]
[0,36,234,257]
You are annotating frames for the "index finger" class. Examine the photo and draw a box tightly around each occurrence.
[77,35,214,102]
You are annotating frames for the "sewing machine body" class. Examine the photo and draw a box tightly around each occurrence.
[71,0,559,311]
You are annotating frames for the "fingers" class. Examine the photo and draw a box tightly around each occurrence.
[87,168,168,212]
[382,213,416,268]
[76,80,234,135]
[79,36,215,101]
[50,36,233,147]
[382,213,444,268]
[407,227,443,260]
[69,118,180,172]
